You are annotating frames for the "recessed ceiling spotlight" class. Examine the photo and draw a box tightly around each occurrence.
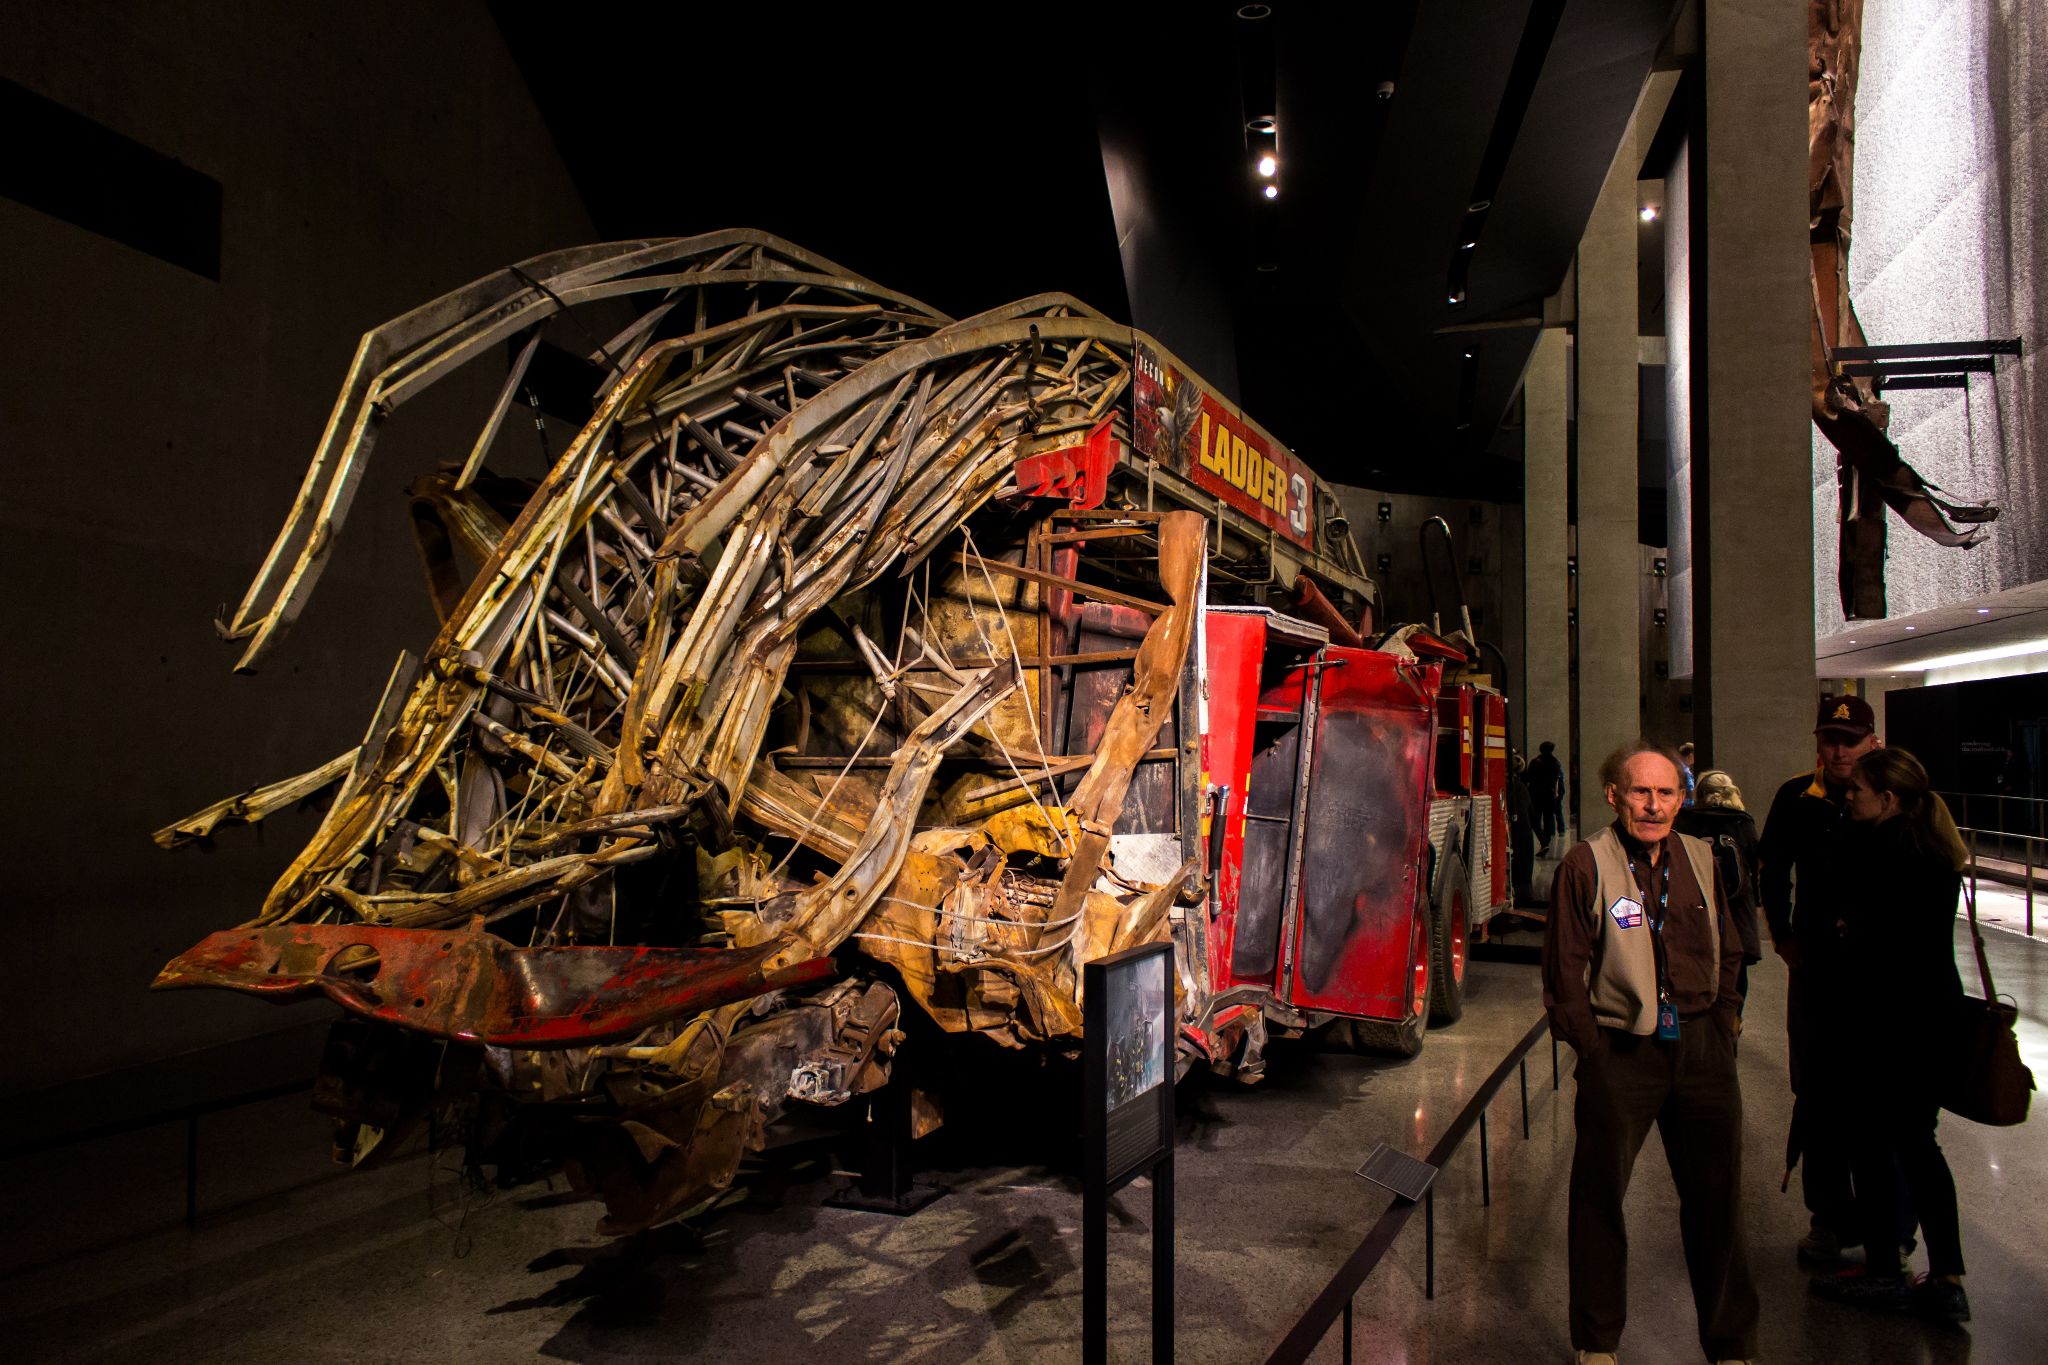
[1906,625,1917,630]
[1467,199,1491,213]
[1263,183,1279,200]
[1978,607,1993,614]
[1848,639,1857,644]
[1247,116,1277,135]
[1640,205,1659,222]
[1236,3,1272,18]
[1257,154,1277,177]
[1255,262,1280,272]
[1462,241,1476,250]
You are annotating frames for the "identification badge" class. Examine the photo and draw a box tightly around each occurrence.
[1607,896,1644,930]
[1657,1000,1680,1039]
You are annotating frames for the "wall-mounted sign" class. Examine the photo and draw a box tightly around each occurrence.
[1132,338,1313,550]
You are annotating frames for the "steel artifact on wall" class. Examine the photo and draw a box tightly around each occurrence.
[1808,0,1997,619]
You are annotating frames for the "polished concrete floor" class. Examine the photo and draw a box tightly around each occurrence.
[4,913,2044,1363]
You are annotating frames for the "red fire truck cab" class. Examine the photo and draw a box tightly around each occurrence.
[1183,607,1465,1067]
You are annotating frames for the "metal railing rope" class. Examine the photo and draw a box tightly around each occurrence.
[1961,823,2042,938]
[1265,1012,1556,1365]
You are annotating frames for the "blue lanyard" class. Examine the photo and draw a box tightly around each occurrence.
[1625,849,1673,1000]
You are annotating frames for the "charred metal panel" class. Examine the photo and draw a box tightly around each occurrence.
[1233,717,1300,980]
[1283,649,1441,1018]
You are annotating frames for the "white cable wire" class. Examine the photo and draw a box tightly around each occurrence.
[880,893,1083,929]
[957,527,1076,856]
[767,700,887,881]
[766,560,919,880]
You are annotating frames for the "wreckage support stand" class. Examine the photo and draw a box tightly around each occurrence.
[1083,943,1177,1365]
[824,1078,946,1216]
[1083,1123,1175,1365]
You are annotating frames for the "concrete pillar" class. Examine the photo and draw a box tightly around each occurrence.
[1522,329,1572,823]
[1692,0,1815,795]
[1574,117,1643,836]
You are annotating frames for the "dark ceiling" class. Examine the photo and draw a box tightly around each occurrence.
[493,0,1682,503]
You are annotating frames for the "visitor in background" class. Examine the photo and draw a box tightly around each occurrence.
[1758,693,1892,1265]
[1508,748,1536,906]
[1809,747,1970,1322]
[1674,770,1763,1009]
[1529,739,1567,856]
[1679,742,1698,807]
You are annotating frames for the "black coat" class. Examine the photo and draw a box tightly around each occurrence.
[1757,770,1853,948]
[1674,805,1763,963]
[1819,819,1964,1065]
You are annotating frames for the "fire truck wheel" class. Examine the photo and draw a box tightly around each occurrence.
[1427,851,1470,1026]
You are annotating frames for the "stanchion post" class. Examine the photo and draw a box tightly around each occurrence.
[1519,1058,1529,1139]
[2026,841,2035,938]
[1551,1034,1559,1090]
[1479,1109,1490,1207]
[1342,1297,1353,1365]
[1425,1186,1436,1300]
[185,1112,199,1228]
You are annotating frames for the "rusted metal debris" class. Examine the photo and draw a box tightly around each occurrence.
[156,230,1379,1231]
[1808,0,1996,618]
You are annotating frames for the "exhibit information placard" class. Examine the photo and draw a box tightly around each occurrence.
[1098,944,1170,1186]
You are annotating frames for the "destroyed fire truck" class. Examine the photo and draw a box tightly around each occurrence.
[154,231,1514,1234]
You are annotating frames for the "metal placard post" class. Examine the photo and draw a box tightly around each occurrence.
[1083,940,1175,1365]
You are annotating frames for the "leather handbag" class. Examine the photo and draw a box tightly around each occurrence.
[1944,877,2035,1126]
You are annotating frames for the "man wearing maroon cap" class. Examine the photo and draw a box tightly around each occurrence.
[1757,694,1889,1264]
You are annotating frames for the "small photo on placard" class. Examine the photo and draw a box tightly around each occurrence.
[1106,949,1167,1110]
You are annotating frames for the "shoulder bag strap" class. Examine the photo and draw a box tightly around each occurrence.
[1962,868,1997,999]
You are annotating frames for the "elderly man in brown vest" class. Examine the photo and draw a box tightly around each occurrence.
[1542,740,1758,1365]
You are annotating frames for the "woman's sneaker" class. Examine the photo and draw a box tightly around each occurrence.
[1910,1275,1970,1323]
[1810,1266,1911,1311]
[1797,1225,1855,1263]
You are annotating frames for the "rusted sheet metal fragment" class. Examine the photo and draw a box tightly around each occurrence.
[153,750,355,848]
[749,662,1020,967]
[221,230,946,671]
[574,978,902,1235]
[1042,510,1205,958]
[152,923,832,1047]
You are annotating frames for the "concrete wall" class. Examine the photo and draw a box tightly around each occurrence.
[1,5,598,1094]
[1574,107,1645,836]
[1334,487,1527,726]
[1664,138,1698,678]
[1693,0,1817,800]
[1522,330,1574,799]
[1812,0,2048,635]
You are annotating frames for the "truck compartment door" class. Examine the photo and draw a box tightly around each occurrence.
[1281,649,1442,1019]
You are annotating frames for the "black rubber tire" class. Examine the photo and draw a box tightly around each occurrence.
[1428,851,1470,1026]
